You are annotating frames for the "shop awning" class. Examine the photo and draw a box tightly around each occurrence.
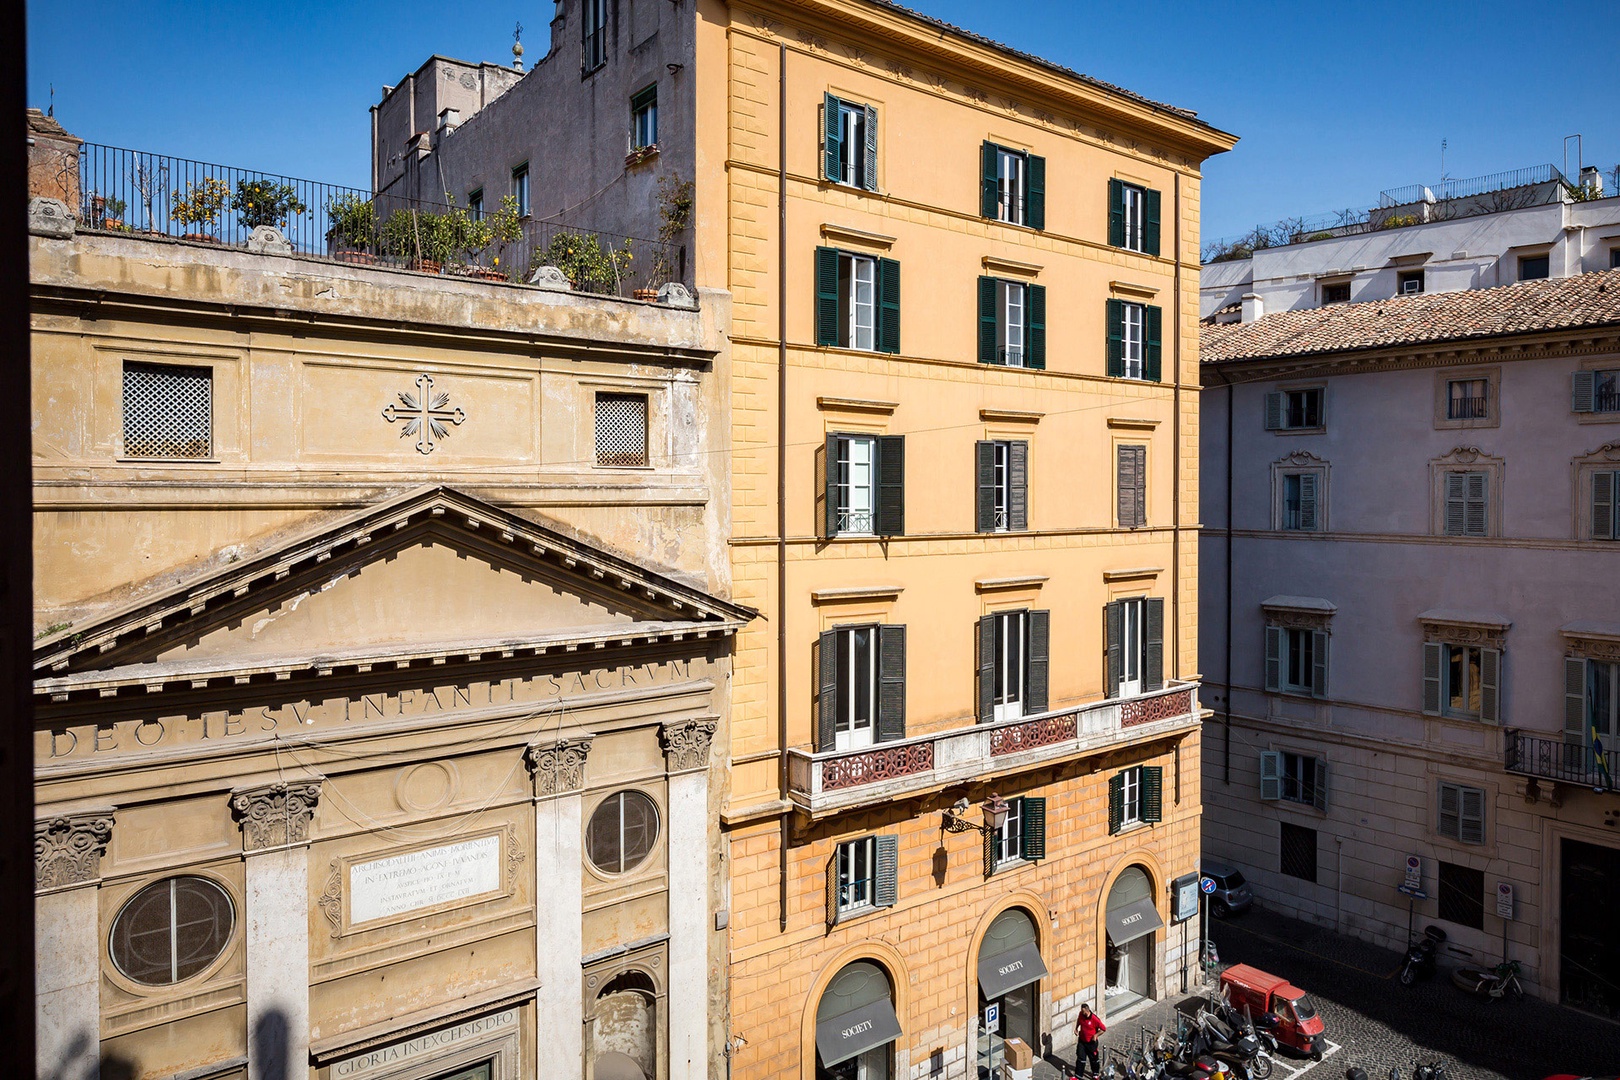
[977,940,1049,999]
[1107,897,1164,945]
[815,998,903,1068]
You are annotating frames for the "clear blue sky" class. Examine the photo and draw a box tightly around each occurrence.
[27,1,1620,245]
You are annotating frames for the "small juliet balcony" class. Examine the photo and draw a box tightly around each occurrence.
[1504,729,1617,794]
[787,681,1201,817]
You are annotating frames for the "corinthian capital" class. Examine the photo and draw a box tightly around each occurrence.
[230,780,322,851]
[526,736,595,798]
[659,719,717,774]
[35,810,115,892]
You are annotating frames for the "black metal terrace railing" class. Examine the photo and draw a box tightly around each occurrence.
[1505,729,1616,792]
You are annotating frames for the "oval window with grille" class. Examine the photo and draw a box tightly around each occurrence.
[585,791,660,874]
[109,876,235,986]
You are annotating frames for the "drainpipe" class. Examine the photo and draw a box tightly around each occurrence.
[1171,175,1182,680]
[776,41,791,933]
[1216,366,1235,785]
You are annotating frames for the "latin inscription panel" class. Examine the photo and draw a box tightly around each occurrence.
[349,834,502,925]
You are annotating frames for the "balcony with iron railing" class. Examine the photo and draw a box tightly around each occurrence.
[1447,396,1489,420]
[1504,729,1617,793]
[786,680,1200,817]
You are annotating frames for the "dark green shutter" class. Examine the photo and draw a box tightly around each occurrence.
[874,835,898,907]
[1027,284,1046,369]
[876,625,906,743]
[1144,305,1163,382]
[823,93,842,182]
[981,141,999,219]
[1144,187,1162,256]
[1009,441,1028,531]
[1021,797,1046,861]
[1026,153,1045,230]
[975,440,997,532]
[817,630,839,751]
[1026,610,1049,714]
[1105,600,1124,698]
[1141,766,1163,823]
[1144,597,1164,691]
[1108,772,1124,834]
[1108,178,1126,248]
[875,434,904,536]
[977,615,996,723]
[1258,751,1281,801]
[877,257,901,354]
[1594,471,1615,540]
[1106,299,1125,377]
[863,104,879,191]
[817,434,836,538]
[1311,629,1329,698]
[978,276,999,364]
[815,247,840,346]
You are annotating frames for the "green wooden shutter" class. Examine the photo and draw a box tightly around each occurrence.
[1144,187,1162,256]
[1141,766,1163,823]
[877,257,901,354]
[1438,782,1460,839]
[1027,284,1046,369]
[1144,304,1163,382]
[826,851,841,926]
[975,440,997,532]
[876,625,906,743]
[875,434,904,536]
[1479,647,1500,723]
[1009,441,1028,531]
[1021,797,1046,861]
[1108,178,1126,248]
[1104,601,1124,698]
[1108,772,1124,834]
[981,141,999,219]
[1422,641,1444,715]
[1144,598,1164,691]
[863,104,879,191]
[1264,392,1284,430]
[1566,657,1588,738]
[978,276,999,364]
[1264,625,1282,692]
[1593,471,1615,540]
[1311,629,1329,699]
[1312,760,1330,812]
[1026,609,1050,714]
[817,434,836,538]
[815,247,841,346]
[1298,473,1319,532]
[1026,153,1045,230]
[1258,751,1281,801]
[817,630,839,751]
[1106,299,1125,377]
[823,93,842,182]
[1573,370,1596,412]
[1458,788,1485,844]
[874,835,898,907]
[977,615,996,723]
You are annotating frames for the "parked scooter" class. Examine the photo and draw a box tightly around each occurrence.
[1397,925,1448,986]
[1188,1009,1272,1080]
[1450,959,1523,1000]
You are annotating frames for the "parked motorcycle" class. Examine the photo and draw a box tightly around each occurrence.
[1398,925,1448,987]
[1188,1009,1272,1080]
[1451,959,1524,1000]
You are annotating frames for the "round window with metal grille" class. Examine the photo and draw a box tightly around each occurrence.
[109,876,235,986]
[585,791,660,875]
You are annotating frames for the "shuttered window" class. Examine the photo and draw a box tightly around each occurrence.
[1437,782,1486,845]
[976,277,1046,368]
[1264,388,1324,430]
[976,440,1028,532]
[1281,472,1321,531]
[1104,597,1164,698]
[1263,626,1328,698]
[816,625,906,752]
[1105,299,1162,381]
[1592,471,1619,540]
[814,247,899,354]
[1108,765,1162,834]
[981,142,1045,229]
[976,609,1049,723]
[828,834,897,924]
[1259,750,1329,811]
[822,94,878,191]
[989,796,1046,869]
[1422,641,1500,723]
[1116,444,1147,528]
[819,434,904,537]
[1572,369,1620,414]
[1443,471,1489,536]
[1108,178,1161,255]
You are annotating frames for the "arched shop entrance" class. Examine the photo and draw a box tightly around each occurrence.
[815,960,903,1080]
[1104,866,1163,1014]
[976,907,1048,1077]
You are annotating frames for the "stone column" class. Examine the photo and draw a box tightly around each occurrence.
[527,736,594,1077]
[230,781,321,1080]
[36,809,115,1080]
[660,720,716,1080]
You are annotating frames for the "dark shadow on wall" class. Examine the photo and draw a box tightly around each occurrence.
[253,1008,292,1080]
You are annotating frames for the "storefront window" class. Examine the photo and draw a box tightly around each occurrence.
[815,960,900,1080]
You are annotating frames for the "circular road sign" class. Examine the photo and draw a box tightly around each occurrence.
[1199,877,1217,894]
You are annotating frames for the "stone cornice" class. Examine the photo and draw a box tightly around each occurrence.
[660,718,718,774]
[35,809,114,892]
[231,780,321,852]
[819,223,897,251]
[526,736,595,798]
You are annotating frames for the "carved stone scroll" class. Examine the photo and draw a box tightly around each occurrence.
[35,810,114,891]
[526,736,594,797]
[230,780,322,851]
[659,719,717,773]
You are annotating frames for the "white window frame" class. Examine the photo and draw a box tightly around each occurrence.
[1119,765,1142,828]
[833,625,878,751]
[997,148,1025,225]
[1121,302,1145,379]
[993,797,1025,866]
[1279,751,1322,806]
[999,280,1026,368]
[1279,628,1316,695]
[1442,644,1488,721]
[838,253,877,352]
[991,441,1012,532]
[834,434,876,537]
[1282,388,1323,430]
[837,101,867,188]
[1121,182,1144,251]
[1437,781,1486,845]
[511,163,530,218]
[835,836,877,913]
[1119,598,1146,697]
[631,87,658,150]
[991,610,1027,722]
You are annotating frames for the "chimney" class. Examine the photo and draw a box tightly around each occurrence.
[26,107,82,206]
[1241,292,1264,323]
[437,107,461,135]
[1580,166,1603,198]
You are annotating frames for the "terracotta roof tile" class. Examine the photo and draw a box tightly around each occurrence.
[1201,269,1620,365]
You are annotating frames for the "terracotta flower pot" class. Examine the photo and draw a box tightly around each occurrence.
[633,287,659,301]
[334,249,376,265]
[467,267,506,282]
[407,259,442,274]
[182,232,220,243]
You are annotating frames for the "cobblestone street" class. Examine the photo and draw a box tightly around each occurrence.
[1032,908,1620,1080]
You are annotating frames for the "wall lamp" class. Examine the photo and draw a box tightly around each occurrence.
[943,795,1010,834]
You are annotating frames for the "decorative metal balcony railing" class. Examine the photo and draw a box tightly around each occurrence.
[786,682,1199,815]
[1504,729,1616,793]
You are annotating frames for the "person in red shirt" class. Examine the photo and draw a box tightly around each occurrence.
[1074,1001,1106,1077]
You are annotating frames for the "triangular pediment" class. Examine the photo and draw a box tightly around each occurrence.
[36,486,750,683]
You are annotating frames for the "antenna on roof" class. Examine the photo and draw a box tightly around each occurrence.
[47,83,54,118]
[1439,138,1446,185]
[513,21,525,71]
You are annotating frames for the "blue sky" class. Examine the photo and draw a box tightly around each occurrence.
[27,1,1620,244]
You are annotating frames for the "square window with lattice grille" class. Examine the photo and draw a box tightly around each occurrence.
[595,393,648,467]
[122,362,212,459]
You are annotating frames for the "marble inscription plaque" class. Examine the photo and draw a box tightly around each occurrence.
[349,834,502,924]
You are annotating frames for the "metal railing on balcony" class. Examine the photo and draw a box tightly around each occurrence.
[70,143,679,299]
[1504,730,1616,792]
[1448,395,1489,420]
[1595,388,1620,414]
